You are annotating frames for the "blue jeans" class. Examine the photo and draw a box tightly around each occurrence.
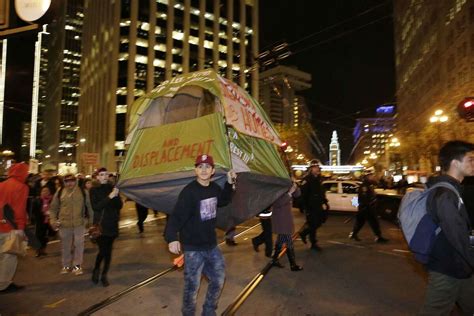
[182,247,225,316]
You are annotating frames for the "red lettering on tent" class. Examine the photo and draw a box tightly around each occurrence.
[160,150,168,163]
[190,143,199,158]
[182,144,191,158]
[174,146,182,161]
[167,147,175,161]
[163,138,179,147]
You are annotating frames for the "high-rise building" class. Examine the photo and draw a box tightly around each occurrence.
[259,65,311,127]
[78,0,259,172]
[393,0,474,170]
[41,0,84,169]
[259,65,321,161]
[349,104,397,166]
[329,130,340,166]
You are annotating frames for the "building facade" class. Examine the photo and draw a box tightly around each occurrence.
[393,0,474,171]
[41,0,84,171]
[258,65,322,163]
[78,0,259,172]
[349,104,397,168]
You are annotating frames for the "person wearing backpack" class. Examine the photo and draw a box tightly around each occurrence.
[50,173,93,275]
[419,140,474,315]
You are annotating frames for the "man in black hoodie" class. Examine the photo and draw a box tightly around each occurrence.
[165,154,236,316]
[420,140,474,315]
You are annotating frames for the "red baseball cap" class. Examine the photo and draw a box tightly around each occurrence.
[195,154,214,167]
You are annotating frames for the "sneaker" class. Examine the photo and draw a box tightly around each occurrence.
[72,265,83,275]
[60,266,71,274]
[348,232,361,241]
[375,236,389,243]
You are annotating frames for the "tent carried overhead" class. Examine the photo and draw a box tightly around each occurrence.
[117,69,291,229]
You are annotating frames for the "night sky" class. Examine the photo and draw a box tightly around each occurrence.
[260,0,396,163]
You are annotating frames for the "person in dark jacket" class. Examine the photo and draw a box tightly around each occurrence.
[271,182,303,271]
[462,176,474,227]
[251,206,273,258]
[349,166,388,243]
[89,167,122,287]
[135,202,148,234]
[419,140,474,315]
[32,186,54,257]
[164,154,236,316]
[299,161,329,250]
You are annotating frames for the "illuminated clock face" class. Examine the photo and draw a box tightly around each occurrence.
[15,0,51,22]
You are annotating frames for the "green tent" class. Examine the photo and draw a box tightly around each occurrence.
[117,69,291,229]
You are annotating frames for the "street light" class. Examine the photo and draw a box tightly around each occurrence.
[429,109,449,172]
[429,109,448,123]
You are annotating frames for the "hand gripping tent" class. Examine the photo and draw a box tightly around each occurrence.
[117,69,291,229]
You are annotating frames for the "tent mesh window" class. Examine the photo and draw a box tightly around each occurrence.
[163,86,218,124]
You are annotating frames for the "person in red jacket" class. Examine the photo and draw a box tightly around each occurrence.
[0,162,29,293]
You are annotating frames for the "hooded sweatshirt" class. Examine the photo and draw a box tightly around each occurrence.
[0,163,30,232]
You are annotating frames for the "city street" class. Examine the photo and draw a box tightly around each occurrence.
[0,203,427,316]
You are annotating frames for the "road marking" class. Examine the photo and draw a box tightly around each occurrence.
[327,240,365,248]
[392,249,410,253]
[377,250,405,258]
[44,298,66,308]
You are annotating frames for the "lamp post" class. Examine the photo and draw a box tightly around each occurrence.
[385,137,400,172]
[429,109,448,171]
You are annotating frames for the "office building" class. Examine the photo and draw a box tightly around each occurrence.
[349,104,397,167]
[393,0,474,170]
[78,0,259,171]
[41,0,84,170]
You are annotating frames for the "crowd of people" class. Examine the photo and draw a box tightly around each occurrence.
[0,140,473,316]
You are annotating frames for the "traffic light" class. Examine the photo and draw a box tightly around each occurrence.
[458,98,474,122]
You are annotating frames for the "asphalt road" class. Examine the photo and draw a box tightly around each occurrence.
[0,203,427,316]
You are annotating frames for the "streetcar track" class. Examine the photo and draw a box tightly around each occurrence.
[76,223,261,315]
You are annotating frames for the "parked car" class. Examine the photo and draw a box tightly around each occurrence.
[322,180,361,212]
[322,180,403,223]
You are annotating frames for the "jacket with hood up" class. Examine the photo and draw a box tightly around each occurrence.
[0,163,29,232]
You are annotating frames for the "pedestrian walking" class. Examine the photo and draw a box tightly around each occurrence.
[419,140,474,315]
[348,167,389,243]
[135,202,148,234]
[299,161,329,250]
[32,186,54,257]
[271,182,303,271]
[50,173,93,275]
[0,162,29,293]
[165,154,236,316]
[90,167,122,287]
[251,206,273,258]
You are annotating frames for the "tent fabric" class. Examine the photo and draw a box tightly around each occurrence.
[118,69,291,229]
